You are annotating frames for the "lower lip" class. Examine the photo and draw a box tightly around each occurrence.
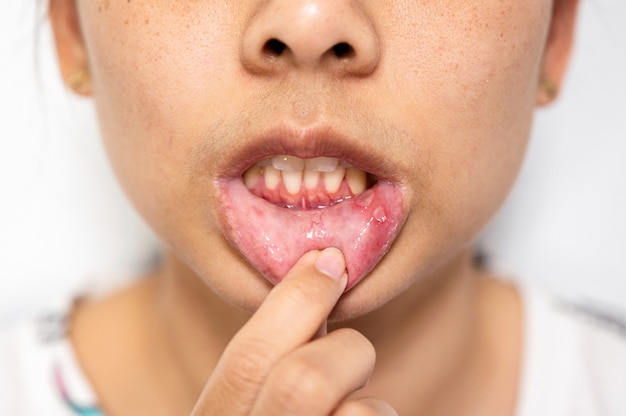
[217,179,406,291]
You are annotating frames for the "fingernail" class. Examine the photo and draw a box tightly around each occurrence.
[315,248,346,280]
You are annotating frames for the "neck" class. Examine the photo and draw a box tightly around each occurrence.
[151,249,520,415]
[336,251,482,413]
[72,248,521,415]
[153,255,252,390]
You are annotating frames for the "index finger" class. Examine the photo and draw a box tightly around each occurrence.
[193,248,348,415]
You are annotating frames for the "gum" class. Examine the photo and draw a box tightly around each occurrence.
[249,177,357,209]
[218,179,405,290]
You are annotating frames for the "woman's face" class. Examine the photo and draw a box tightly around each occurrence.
[51,0,576,317]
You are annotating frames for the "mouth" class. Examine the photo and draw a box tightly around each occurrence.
[216,126,407,291]
[243,155,378,209]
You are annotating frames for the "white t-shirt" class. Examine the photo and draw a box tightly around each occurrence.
[515,288,626,416]
[1,287,625,415]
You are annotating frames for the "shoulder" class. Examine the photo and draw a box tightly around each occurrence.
[516,287,626,416]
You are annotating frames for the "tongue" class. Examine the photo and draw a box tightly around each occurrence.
[219,180,404,290]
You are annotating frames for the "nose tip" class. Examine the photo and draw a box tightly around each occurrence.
[241,0,380,76]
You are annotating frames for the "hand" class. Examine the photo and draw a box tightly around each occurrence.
[191,248,397,416]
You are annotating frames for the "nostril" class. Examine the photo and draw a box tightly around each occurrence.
[331,42,354,59]
[263,38,287,57]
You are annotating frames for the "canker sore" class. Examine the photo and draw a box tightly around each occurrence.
[218,157,405,291]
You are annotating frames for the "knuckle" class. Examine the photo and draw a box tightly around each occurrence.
[283,279,329,310]
[266,357,335,412]
[336,401,374,416]
[221,339,275,393]
[336,328,376,361]
[335,400,393,416]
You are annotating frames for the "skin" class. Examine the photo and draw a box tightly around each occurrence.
[49,0,578,415]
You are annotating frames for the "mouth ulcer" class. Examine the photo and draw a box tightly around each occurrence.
[242,155,375,209]
[219,153,406,292]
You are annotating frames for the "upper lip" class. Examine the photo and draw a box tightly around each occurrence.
[215,122,405,184]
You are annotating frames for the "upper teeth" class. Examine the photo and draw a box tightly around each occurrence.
[304,157,339,172]
[243,155,368,196]
[271,155,305,172]
[267,155,340,173]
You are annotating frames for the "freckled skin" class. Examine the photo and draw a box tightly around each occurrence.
[49,1,580,413]
[73,0,552,317]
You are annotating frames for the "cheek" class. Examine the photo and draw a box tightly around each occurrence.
[78,2,243,228]
[382,1,550,225]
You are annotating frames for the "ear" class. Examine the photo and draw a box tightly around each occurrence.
[49,0,92,96]
[537,0,579,106]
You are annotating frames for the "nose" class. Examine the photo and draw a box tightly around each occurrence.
[241,0,380,76]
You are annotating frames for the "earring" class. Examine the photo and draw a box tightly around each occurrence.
[67,68,90,92]
[539,76,559,101]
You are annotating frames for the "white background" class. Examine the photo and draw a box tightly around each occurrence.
[1,1,625,324]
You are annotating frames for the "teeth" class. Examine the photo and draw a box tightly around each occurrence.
[323,166,346,194]
[272,155,305,172]
[243,165,262,189]
[245,156,372,199]
[345,168,367,195]
[264,165,281,190]
[282,170,303,194]
[257,158,272,167]
[304,157,339,173]
[263,155,343,173]
[303,169,320,190]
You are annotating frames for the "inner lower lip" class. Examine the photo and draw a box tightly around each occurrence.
[217,169,405,291]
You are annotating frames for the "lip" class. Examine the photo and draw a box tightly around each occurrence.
[215,123,404,183]
[214,122,408,291]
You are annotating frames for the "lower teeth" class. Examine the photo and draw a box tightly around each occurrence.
[242,164,375,209]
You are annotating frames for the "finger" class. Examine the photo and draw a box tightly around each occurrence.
[251,328,375,416]
[314,320,328,339]
[333,398,399,416]
[192,248,348,416]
